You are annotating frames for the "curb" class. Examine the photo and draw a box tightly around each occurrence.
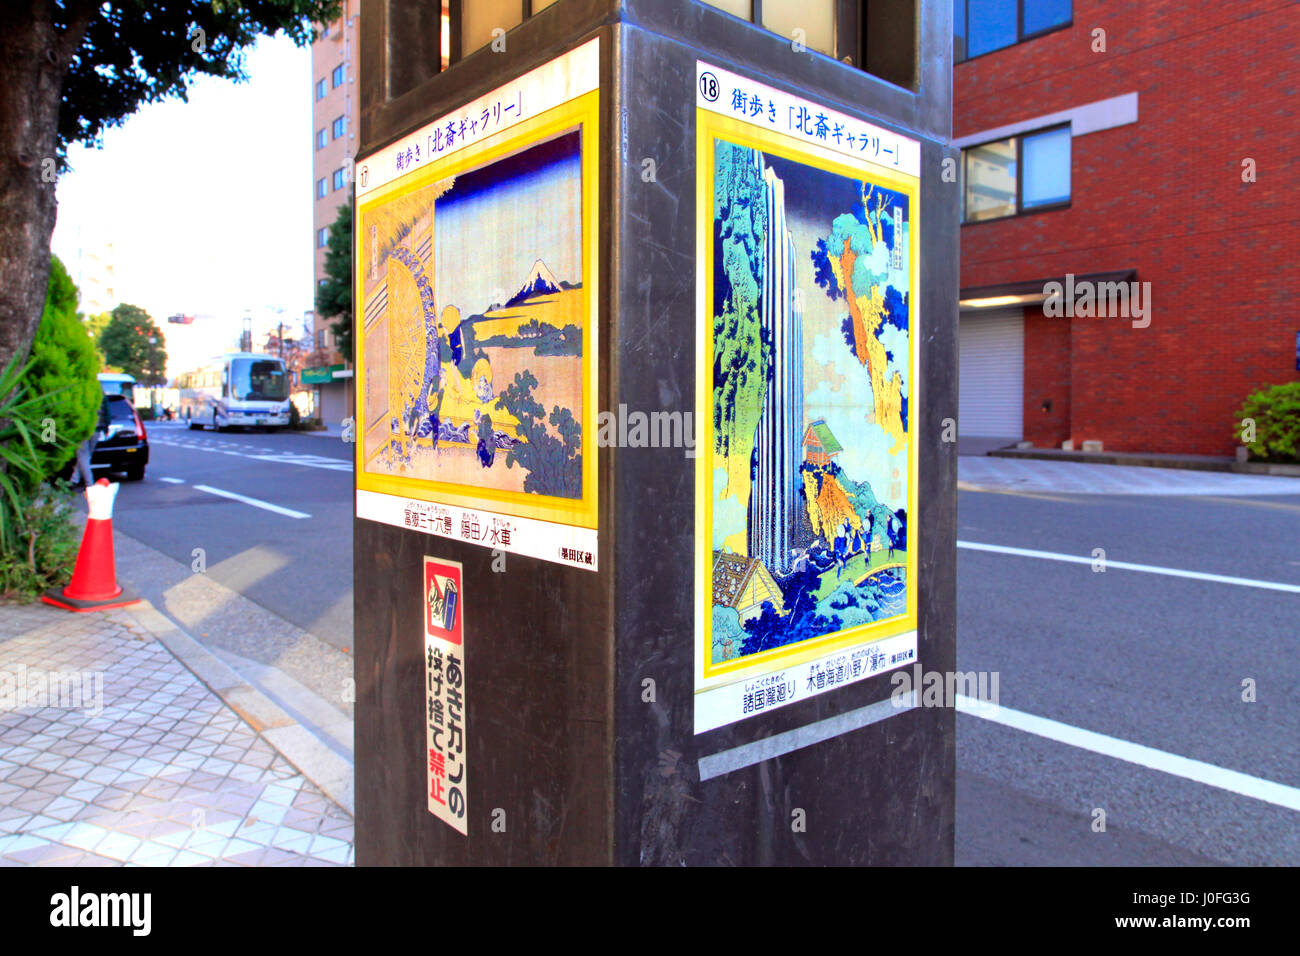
[124,599,355,817]
[987,447,1300,477]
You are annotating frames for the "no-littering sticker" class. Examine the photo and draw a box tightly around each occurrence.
[424,556,466,834]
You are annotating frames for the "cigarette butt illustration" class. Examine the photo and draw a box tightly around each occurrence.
[442,580,458,632]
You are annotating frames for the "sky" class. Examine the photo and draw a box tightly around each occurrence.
[434,131,582,315]
[51,34,315,372]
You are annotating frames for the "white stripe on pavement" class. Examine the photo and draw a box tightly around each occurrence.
[159,477,185,484]
[193,484,311,519]
[149,436,351,472]
[956,695,1300,813]
[957,540,1300,594]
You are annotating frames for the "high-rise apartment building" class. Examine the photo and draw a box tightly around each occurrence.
[307,4,451,425]
[307,3,361,424]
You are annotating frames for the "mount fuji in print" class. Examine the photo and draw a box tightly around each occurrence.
[506,258,563,307]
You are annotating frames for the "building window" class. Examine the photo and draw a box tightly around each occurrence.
[956,0,1072,61]
[315,78,326,100]
[1020,126,1071,208]
[315,178,327,199]
[332,64,344,88]
[332,168,346,191]
[698,0,835,57]
[689,1,914,88]
[316,227,329,248]
[315,128,326,150]
[331,116,345,140]
[962,125,1071,222]
[450,2,908,84]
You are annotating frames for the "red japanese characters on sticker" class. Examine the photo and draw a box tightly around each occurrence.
[424,558,463,645]
[423,555,467,835]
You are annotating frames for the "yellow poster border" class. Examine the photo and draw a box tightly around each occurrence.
[354,89,599,531]
[695,108,921,691]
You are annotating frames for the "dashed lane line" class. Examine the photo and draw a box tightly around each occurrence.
[150,436,351,473]
[957,540,1300,594]
[193,484,311,519]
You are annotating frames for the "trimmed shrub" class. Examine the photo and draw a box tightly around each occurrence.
[28,256,102,480]
[1237,382,1300,463]
[0,483,80,601]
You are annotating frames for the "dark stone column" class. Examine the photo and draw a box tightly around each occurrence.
[354,0,956,866]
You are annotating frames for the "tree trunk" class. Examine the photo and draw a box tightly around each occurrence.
[0,2,85,373]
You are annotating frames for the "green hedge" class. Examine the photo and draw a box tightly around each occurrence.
[1237,382,1300,463]
[0,484,80,601]
[28,256,102,480]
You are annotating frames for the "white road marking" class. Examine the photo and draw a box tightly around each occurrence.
[957,540,1300,594]
[159,477,185,484]
[150,436,351,472]
[249,452,351,472]
[193,484,311,519]
[956,695,1300,813]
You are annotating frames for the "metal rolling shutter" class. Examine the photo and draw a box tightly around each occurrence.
[958,307,1024,439]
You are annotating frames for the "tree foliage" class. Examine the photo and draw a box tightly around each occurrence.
[56,0,340,164]
[99,304,167,385]
[83,310,112,362]
[316,195,354,361]
[712,142,770,500]
[0,0,341,385]
[28,256,101,479]
[499,370,582,498]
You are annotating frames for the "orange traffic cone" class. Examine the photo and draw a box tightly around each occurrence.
[43,478,139,612]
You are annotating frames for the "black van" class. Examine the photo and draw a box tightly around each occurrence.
[90,394,149,481]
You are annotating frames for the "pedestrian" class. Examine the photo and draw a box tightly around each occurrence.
[73,399,108,487]
[74,432,97,488]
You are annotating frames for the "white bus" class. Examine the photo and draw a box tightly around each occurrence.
[97,372,136,404]
[178,352,292,431]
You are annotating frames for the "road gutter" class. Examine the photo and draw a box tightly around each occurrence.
[124,598,355,816]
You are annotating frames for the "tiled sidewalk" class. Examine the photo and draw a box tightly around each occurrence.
[0,602,353,866]
[958,456,1300,496]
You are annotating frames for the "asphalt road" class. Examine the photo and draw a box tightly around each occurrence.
[106,420,355,653]
[103,425,1300,864]
[956,486,1300,865]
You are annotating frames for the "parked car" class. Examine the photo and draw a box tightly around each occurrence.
[91,393,149,481]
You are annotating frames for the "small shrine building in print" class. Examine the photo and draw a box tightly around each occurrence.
[803,419,843,467]
[711,550,785,623]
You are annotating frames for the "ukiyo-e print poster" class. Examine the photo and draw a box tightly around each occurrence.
[354,39,599,571]
[695,64,921,732]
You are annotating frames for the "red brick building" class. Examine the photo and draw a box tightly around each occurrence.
[954,1,1298,455]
